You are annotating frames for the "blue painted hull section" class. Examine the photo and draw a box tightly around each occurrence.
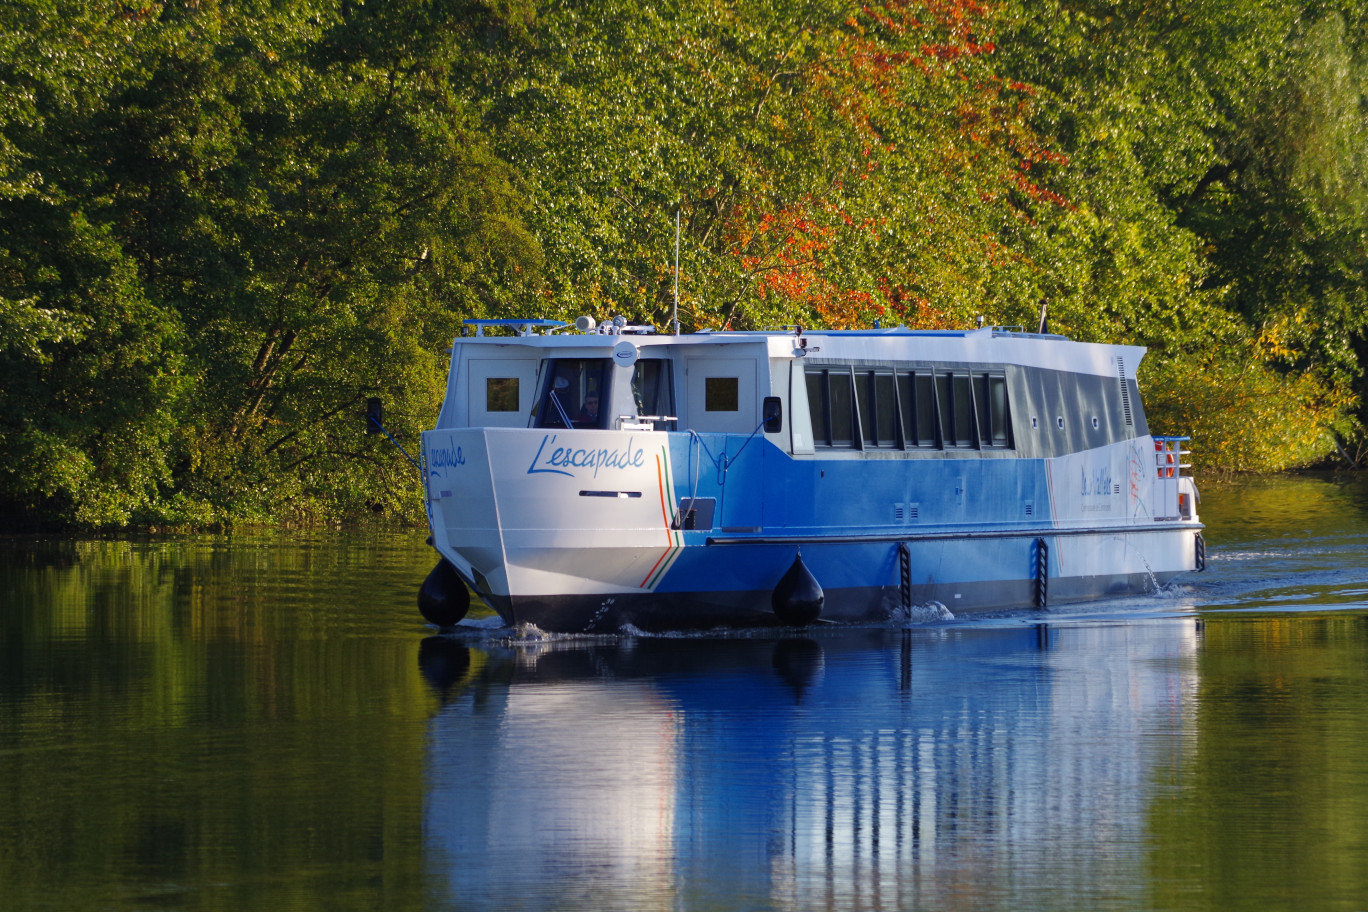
[666,435,1052,534]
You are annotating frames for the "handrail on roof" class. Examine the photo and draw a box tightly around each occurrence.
[463,318,567,337]
[460,317,1077,340]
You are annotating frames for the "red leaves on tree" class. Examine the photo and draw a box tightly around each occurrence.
[726,200,883,328]
[719,0,1069,329]
[815,0,1069,210]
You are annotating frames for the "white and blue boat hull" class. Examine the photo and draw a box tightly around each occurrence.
[423,425,1202,632]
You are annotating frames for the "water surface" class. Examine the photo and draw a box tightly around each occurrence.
[3,476,1368,911]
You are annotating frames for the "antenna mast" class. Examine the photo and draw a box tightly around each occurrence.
[672,209,681,335]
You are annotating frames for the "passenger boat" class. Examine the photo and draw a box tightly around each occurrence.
[417,316,1204,632]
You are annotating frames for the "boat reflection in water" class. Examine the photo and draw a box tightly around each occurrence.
[419,618,1201,910]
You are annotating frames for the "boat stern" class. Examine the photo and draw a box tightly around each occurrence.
[422,427,687,627]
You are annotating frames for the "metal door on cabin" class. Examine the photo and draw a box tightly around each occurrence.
[467,358,539,428]
[685,359,758,434]
[685,358,762,530]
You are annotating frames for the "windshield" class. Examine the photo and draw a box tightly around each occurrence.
[532,359,611,429]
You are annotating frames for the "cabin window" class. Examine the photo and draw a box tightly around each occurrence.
[705,376,739,412]
[952,374,974,446]
[973,375,991,442]
[533,358,611,429]
[989,375,1010,445]
[973,372,1010,447]
[875,373,897,447]
[856,370,897,447]
[828,370,855,447]
[933,372,976,448]
[632,360,676,428]
[855,371,874,446]
[806,367,857,447]
[898,372,937,447]
[897,374,914,446]
[806,371,828,445]
[934,375,953,446]
[486,377,520,413]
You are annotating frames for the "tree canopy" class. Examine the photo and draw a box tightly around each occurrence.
[3,0,1367,528]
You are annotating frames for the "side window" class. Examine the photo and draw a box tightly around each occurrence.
[856,370,897,447]
[631,360,676,429]
[934,372,975,448]
[806,371,828,445]
[990,375,1009,445]
[915,372,938,446]
[897,373,914,446]
[975,372,1011,447]
[806,367,857,448]
[855,371,875,447]
[974,374,991,443]
[898,371,938,447]
[532,358,612,429]
[828,369,855,447]
[935,374,954,446]
[873,372,897,447]
[951,373,974,447]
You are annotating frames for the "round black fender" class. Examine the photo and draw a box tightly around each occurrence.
[418,559,471,627]
[772,553,824,626]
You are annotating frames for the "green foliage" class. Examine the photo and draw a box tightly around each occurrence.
[1,0,542,528]
[4,0,1368,528]
[995,0,1368,470]
[1143,350,1347,473]
[0,203,188,528]
[469,0,1054,331]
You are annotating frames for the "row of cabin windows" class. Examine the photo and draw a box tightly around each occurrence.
[806,367,1011,450]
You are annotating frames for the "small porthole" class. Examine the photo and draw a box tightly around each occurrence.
[1031,416,1039,429]
[1091,416,1099,429]
[1056,416,1064,429]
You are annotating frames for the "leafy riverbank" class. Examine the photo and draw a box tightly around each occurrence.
[3,0,1366,529]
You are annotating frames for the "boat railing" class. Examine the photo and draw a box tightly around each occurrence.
[462,317,663,337]
[463,318,567,337]
[1152,437,1191,477]
[1153,436,1194,521]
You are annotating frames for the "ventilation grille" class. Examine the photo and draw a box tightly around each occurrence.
[894,502,920,522]
[1117,357,1134,427]
[1024,502,1034,516]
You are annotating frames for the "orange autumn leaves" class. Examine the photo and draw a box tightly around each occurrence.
[724,0,1065,329]
[732,202,875,327]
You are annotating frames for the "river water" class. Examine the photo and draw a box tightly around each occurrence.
[3,475,1368,911]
